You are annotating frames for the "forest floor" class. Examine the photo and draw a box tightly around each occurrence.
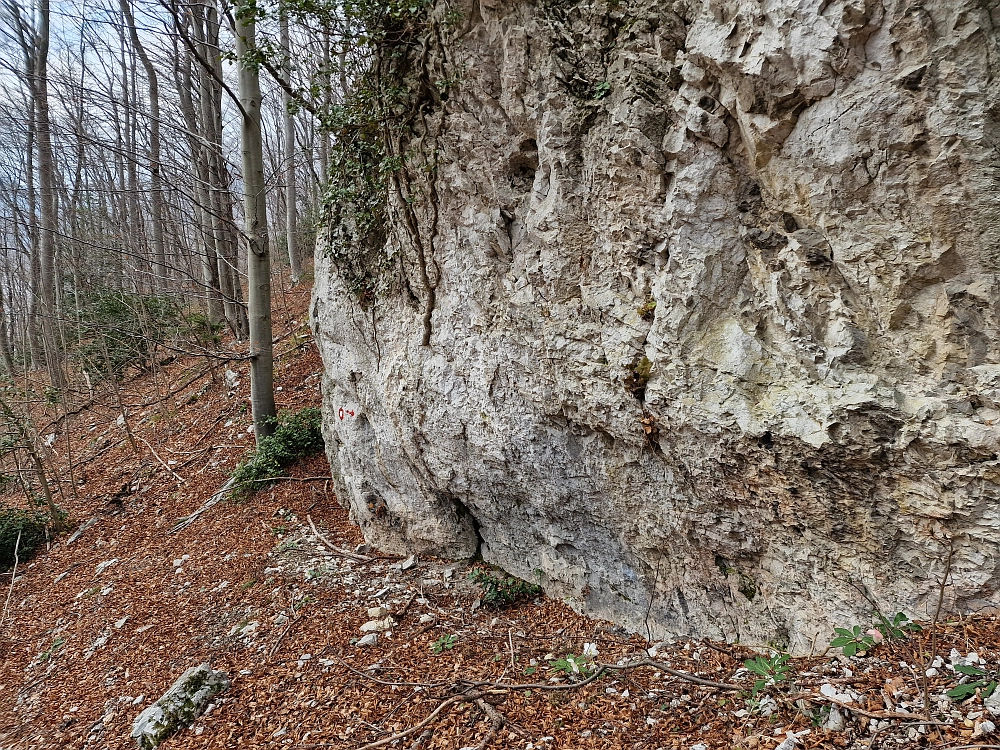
[1,276,999,750]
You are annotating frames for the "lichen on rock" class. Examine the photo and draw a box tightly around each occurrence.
[130,663,230,749]
[312,0,1000,651]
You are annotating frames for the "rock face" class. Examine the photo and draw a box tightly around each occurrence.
[313,0,1000,651]
[130,663,229,749]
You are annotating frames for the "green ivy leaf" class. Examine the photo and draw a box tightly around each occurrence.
[954,665,986,676]
[946,683,981,700]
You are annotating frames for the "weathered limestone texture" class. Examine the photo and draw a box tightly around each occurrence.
[130,663,229,749]
[313,0,1000,650]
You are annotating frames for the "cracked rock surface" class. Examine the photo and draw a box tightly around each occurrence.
[313,0,1000,651]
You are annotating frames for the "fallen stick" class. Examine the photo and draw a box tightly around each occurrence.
[355,693,476,750]
[136,435,186,484]
[472,698,506,750]
[394,592,418,620]
[788,691,929,721]
[269,613,297,660]
[244,476,331,485]
[462,658,742,693]
[307,515,372,562]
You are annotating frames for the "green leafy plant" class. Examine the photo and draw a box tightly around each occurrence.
[0,505,56,571]
[549,653,596,678]
[548,644,600,680]
[431,634,457,653]
[592,81,611,99]
[180,311,225,348]
[637,298,656,320]
[947,664,999,701]
[38,636,66,662]
[874,611,921,640]
[319,0,436,306]
[624,355,653,398]
[830,625,878,657]
[468,567,541,609]
[230,407,324,498]
[744,652,792,699]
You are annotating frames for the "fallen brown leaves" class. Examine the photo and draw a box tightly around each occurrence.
[0,277,998,750]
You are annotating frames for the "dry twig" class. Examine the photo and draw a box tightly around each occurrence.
[471,697,507,750]
[788,691,929,721]
[307,515,372,562]
[0,530,21,630]
[135,434,186,484]
[355,693,478,750]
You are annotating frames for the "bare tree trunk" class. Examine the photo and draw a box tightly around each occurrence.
[33,0,64,388]
[280,4,301,283]
[201,2,247,337]
[0,280,17,375]
[119,19,144,293]
[317,32,331,185]
[189,4,226,327]
[120,0,167,289]
[23,119,43,369]
[12,42,44,370]
[235,9,276,442]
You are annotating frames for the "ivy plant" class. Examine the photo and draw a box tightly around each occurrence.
[947,664,999,702]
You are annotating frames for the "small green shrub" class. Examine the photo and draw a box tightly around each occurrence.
[469,567,542,609]
[180,311,225,348]
[739,651,793,714]
[744,652,792,695]
[75,291,181,377]
[431,634,457,653]
[874,611,921,640]
[0,505,52,570]
[624,355,653,398]
[637,298,656,320]
[549,645,600,678]
[230,408,324,498]
[830,625,878,656]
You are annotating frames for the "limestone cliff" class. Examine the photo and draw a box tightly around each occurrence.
[312,0,1000,651]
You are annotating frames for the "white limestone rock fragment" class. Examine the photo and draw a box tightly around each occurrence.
[130,663,230,749]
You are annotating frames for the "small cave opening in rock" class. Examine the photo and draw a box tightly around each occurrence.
[508,139,539,193]
[450,495,484,559]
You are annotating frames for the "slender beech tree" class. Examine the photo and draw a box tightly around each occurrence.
[8,0,63,388]
[279,2,300,283]
[234,4,276,442]
[119,0,168,288]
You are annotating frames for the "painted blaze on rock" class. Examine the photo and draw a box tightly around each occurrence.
[312,0,1000,651]
[130,663,230,749]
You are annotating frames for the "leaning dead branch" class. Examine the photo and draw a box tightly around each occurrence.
[169,476,236,533]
